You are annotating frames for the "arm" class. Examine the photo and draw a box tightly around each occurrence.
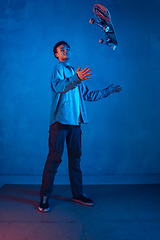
[76,66,121,100]
[51,66,81,94]
[81,83,121,101]
[51,65,92,94]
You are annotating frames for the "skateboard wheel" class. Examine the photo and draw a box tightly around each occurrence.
[111,46,116,50]
[89,18,95,24]
[99,39,103,44]
[104,26,109,33]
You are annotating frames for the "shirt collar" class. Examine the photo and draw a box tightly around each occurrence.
[59,61,70,67]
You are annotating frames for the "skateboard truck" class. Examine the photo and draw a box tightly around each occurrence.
[89,18,109,33]
[99,39,117,50]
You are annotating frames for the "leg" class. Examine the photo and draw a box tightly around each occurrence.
[66,125,83,198]
[40,122,68,198]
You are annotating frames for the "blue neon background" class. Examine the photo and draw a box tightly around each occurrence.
[0,0,160,179]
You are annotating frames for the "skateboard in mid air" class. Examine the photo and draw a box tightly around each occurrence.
[89,3,118,50]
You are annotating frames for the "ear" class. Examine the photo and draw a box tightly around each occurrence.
[55,52,58,58]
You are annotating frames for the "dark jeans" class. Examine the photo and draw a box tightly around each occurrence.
[40,122,83,198]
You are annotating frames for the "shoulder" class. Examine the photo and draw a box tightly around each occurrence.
[54,62,64,71]
[51,63,64,76]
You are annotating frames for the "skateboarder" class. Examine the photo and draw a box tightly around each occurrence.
[38,40,121,212]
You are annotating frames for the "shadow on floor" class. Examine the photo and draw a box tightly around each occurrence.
[0,184,160,240]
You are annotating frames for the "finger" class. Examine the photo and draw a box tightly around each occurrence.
[85,72,92,77]
[117,86,122,90]
[77,66,81,71]
[81,67,89,72]
[115,87,121,92]
[109,83,114,88]
[84,69,92,74]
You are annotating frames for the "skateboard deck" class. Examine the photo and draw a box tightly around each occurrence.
[89,3,118,50]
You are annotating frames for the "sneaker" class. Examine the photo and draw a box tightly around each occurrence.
[38,196,50,212]
[73,194,94,206]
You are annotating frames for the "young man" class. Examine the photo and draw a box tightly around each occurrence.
[38,40,121,212]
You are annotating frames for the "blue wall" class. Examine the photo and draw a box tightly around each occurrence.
[0,0,160,179]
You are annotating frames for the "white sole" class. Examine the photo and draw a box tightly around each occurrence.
[73,199,94,206]
[38,206,50,212]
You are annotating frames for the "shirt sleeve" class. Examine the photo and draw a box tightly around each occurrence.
[80,83,111,101]
[51,65,81,94]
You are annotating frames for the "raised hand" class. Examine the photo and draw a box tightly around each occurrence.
[76,66,92,81]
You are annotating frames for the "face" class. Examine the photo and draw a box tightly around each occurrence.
[55,44,71,62]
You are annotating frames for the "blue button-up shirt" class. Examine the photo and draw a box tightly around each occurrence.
[50,61,111,125]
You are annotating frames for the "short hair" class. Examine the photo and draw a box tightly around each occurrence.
[53,41,70,58]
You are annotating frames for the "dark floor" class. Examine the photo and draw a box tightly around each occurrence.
[0,184,160,240]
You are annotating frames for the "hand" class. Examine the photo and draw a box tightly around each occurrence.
[76,66,92,81]
[109,84,122,94]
